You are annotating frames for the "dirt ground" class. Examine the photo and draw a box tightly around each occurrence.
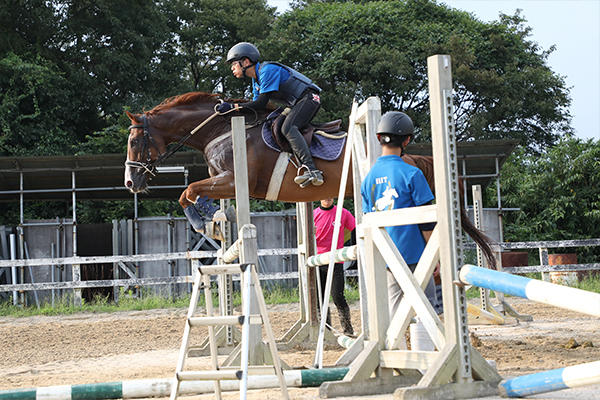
[1,298,599,399]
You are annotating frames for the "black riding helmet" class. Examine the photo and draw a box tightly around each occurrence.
[226,42,260,63]
[376,111,414,137]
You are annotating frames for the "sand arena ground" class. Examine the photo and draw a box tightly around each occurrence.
[1,298,599,399]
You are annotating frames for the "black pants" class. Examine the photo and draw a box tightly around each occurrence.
[317,262,354,335]
[317,263,349,311]
[281,91,320,169]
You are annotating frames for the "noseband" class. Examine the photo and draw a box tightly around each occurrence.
[125,114,160,177]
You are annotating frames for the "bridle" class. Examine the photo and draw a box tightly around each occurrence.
[125,114,161,176]
[125,104,225,178]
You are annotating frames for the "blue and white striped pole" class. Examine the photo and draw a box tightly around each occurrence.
[0,368,348,400]
[459,264,600,317]
[499,360,600,398]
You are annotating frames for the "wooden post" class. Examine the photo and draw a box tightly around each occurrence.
[230,116,263,364]
[424,53,472,384]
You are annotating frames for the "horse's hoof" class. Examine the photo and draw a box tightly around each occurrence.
[211,206,237,223]
[184,205,206,232]
[225,206,237,222]
[204,222,225,241]
[212,209,227,222]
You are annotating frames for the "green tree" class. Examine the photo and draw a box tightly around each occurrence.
[0,53,76,155]
[0,1,187,156]
[498,138,600,244]
[163,0,276,97]
[263,0,571,151]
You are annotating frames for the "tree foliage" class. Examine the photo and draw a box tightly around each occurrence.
[164,0,276,96]
[263,0,571,151]
[0,0,275,157]
[0,0,581,230]
[498,138,600,242]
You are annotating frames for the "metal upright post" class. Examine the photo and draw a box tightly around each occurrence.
[134,192,140,298]
[9,234,18,306]
[72,170,82,306]
[472,185,490,311]
[167,214,175,299]
[18,172,25,305]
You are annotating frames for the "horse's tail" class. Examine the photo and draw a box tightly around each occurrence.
[460,208,497,270]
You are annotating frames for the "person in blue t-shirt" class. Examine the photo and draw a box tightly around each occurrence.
[361,111,442,317]
[221,42,324,188]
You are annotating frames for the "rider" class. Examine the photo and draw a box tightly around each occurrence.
[220,42,324,188]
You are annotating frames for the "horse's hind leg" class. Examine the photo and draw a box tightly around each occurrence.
[179,172,235,232]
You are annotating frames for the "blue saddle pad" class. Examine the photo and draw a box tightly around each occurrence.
[261,110,346,161]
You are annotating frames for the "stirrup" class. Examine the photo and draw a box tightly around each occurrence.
[294,166,324,188]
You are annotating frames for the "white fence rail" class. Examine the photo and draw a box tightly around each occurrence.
[0,238,598,295]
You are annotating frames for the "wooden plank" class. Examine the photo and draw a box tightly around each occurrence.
[363,227,389,345]
[231,116,250,227]
[418,343,458,387]
[380,350,438,370]
[394,380,499,400]
[373,228,442,349]
[362,205,438,227]
[0,251,218,268]
[342,340,380,382]
[0,248,298,269]
[385,227,444,350]
[0,276,194,292]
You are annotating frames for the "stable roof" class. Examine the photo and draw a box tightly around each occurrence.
[0,139,518,203]
[0,151,207,202]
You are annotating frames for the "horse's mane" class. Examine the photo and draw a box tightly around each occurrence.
[146,92,221,115]
[144,90,275,120]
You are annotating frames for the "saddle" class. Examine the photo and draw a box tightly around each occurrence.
[268,109,344,154]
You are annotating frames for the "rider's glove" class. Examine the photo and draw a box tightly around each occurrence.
[216,102,234,113]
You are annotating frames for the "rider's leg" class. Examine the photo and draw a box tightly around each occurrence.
[281,92,323,187]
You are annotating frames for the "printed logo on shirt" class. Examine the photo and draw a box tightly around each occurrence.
[374,185,398,211]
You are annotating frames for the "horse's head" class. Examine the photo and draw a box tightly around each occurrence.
[124,110,168,193]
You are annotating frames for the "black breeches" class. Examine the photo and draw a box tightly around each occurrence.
[317,263,349,310]
[281,91,320,139]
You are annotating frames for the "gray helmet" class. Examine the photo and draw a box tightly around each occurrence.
[376,111,414,137]
[226,42,260,63]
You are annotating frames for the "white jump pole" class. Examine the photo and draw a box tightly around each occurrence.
[459,264,600,317]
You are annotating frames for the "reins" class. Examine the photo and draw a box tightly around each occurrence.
[126,101,253,176]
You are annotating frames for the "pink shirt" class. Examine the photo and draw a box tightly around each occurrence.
[313,206,356,255]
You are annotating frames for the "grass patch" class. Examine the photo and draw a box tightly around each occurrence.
[0,289,192,318]
[574,274,600,293]
[3,273,597,318]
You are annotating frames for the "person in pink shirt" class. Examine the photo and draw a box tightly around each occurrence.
[313,198,355,336]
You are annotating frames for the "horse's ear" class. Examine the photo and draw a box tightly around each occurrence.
[125,110,139,123]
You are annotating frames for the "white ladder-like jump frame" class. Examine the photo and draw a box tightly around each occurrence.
[317,55,501,399]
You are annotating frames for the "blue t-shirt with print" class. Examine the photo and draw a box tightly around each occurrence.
[252,62,290,100]
[361,155,434,264]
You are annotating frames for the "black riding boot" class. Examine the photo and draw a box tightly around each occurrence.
[285,126,324,187]
[338,304,354,337]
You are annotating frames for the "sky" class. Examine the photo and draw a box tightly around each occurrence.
[267,0,600,140]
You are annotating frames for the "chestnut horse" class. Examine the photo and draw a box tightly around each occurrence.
[124,92,496,268]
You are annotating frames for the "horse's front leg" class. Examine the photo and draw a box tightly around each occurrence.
[179,172,235,232]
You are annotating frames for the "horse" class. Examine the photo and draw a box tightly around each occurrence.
[124,91,497,268]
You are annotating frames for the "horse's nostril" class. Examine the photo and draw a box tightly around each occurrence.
[126,180,133,188]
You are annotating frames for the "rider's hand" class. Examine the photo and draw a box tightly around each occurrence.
[216,102,235,113]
